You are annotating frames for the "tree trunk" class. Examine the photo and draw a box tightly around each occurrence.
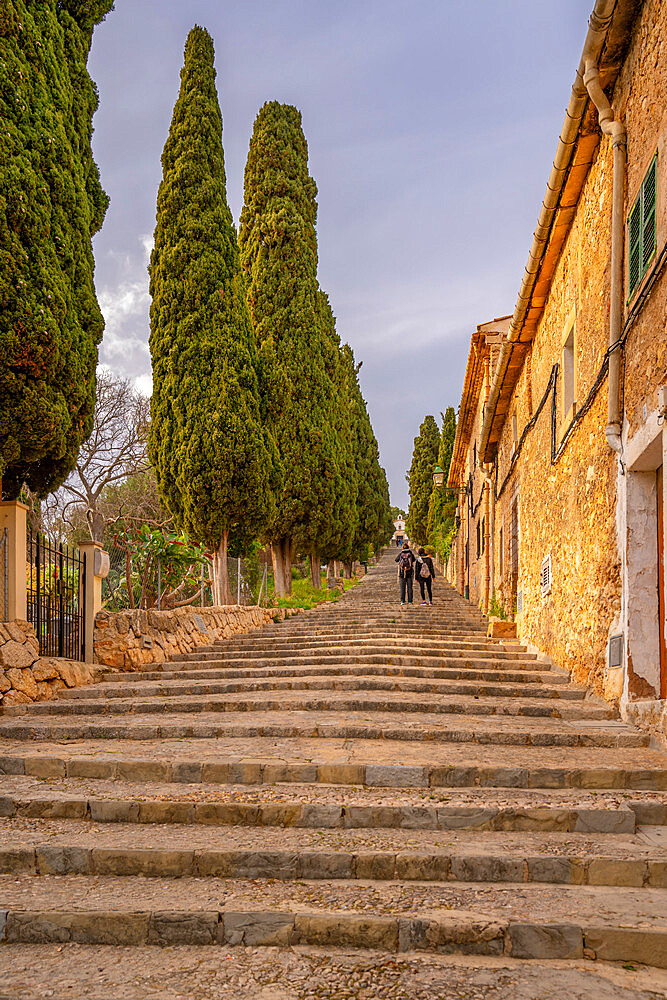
[212,531,232,605]
[271,536,292,596]
[309,553,321,589]
[86,508,105,544]
[342,561,353,579]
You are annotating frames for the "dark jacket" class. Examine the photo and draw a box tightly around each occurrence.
[416,555,435,579]
[395,549,416,577]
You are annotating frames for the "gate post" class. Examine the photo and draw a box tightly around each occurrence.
[79,541,109,663]
[0,500,28,621]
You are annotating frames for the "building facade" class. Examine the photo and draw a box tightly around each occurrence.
[447,0,666,736]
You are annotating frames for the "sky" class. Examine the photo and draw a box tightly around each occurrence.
[89,0,594,511]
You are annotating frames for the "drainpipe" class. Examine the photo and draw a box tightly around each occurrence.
[482,464,494,614]
[582,61,627,456]
[478,0,618,466]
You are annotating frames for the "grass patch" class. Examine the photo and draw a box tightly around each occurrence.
[270,574,359,610]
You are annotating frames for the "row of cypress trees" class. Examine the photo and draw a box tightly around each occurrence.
[406,407,457,551]
[148,27,393,602]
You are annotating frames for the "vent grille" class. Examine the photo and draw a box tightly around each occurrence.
[540,554,552,597]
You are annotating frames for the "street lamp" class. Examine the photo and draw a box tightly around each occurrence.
[432,464,445,488]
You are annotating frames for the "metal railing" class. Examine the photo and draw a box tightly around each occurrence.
[26,529,85,660]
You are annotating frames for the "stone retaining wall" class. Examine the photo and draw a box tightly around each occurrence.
[0,622,101,708]
[93,605,302,671]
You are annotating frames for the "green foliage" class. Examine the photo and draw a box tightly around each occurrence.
[488,592,507,620]
[339,345,393,559]
[300,292,357,563]
[270,574,357,611]
[427,407,456,540]
[390,506,406,521]
[406,415,440,546]
[239,102,343,561]
[0,0,112,497]
[109,525,206,610]
[148,27,275,564]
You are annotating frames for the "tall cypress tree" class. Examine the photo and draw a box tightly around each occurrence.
[149,26,275,605]
[239,102,341,595]
[338,345,392,567]
[0,0,112,498]
[306,294,357,583]
[427,406,457,541]
[406,415,440,546]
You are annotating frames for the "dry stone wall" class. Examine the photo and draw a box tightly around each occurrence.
[94,605,302,671]
[0,622,101,708]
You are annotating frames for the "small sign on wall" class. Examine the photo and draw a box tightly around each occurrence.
[193,614,208,633]
[608,634,624,668]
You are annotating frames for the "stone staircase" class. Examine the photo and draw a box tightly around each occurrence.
[0,550,666,993]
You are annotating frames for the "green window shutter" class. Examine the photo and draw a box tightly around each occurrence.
[642,157,657,272]
[628,199,642,296]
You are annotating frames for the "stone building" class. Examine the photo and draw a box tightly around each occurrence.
[447,0,667,735]
[392,517,407,546]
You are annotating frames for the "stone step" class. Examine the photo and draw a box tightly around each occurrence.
[0,787,654,834]
[1,878,665,963]
[2,748,665,789]
[98,663,568,686]
[195,639,531,658]
[2,773,664,821]
[0,692,613,721]
[0,712,646,746]
[168,652,544,671]
[57,675,582,703]
[1,821,664,886]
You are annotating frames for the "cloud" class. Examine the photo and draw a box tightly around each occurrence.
[97,234,153,379]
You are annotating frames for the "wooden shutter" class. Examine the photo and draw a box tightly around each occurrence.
[628,199,642,296]
[642,157,657,272]
[628,155,658,299]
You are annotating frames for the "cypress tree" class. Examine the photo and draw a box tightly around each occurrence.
[306,295,357,583]
[149,26,275,605]
[239,102,341,595]
[0,0,112,498]
[339,345,392,566]
[427,406,457,541]
[406,415,440,547]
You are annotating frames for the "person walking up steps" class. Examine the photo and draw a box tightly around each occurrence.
[395,540,415,605]
[416,547,435,605]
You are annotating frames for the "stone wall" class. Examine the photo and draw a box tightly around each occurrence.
[94,605,302,671]
[0,622,101,708]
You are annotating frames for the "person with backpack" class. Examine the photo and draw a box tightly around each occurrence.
[395,540,416,605]
[415,547,435,605]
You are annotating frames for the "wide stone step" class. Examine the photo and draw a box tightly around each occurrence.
[2,773,664,824]
[1,821,664,886]
[2,747,665,789]
[169,653,544,671]
[56,676,584,703]
[98,663,566,686]
[0,711,646,746]
[191,646,537,663]
[0,785,654,834]
[2,690,611,721]
[197,638,531,657]
[1,877,665,963]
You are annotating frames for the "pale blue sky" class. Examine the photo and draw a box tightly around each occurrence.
[90,0,593,509]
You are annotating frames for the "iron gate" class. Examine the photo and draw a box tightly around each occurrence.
[27,529,86,660]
